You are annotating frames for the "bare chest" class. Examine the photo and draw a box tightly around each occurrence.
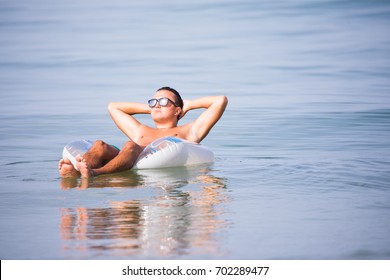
[135,126,189,147]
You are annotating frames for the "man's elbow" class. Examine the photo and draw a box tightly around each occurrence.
[107,102,118,116]
[219,95,228,109]
[108,102,116,112]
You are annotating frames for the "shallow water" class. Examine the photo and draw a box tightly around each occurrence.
[0,0,390,259]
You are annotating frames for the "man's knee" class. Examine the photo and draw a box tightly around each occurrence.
[93,140,107,148]
[122,141,142,154]
[92,140,112,154]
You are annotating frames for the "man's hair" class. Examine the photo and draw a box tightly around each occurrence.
[157,86,183,109]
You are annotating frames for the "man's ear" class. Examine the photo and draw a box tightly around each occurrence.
[176,107,182,117]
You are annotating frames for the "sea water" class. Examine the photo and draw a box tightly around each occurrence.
[0,0,389,259]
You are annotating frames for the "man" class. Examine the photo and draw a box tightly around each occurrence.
[58,86,228,178]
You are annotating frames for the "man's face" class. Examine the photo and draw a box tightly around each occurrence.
[150,89,181,123]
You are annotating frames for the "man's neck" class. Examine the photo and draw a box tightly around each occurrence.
[155,121,178,130]
[156,126,175,130]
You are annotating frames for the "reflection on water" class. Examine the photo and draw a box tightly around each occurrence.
[59,166,229,258]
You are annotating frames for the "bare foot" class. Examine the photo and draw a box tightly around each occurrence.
[59,159,80,178]
[76,156,94,178]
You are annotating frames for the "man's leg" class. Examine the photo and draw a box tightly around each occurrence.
[77,141,142,178]
[82,140,120,169]
[59,140,119,178]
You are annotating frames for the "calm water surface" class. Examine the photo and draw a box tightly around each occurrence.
[0,0,390,259]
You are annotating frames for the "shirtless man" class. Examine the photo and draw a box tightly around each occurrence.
[58,87,228,178]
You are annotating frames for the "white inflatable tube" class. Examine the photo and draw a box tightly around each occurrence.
[62,137,214,171]
[133,137,214,169]
[62,139,93,171]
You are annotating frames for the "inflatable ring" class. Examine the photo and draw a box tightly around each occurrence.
[62,137,214,170]
[133,137,214,169]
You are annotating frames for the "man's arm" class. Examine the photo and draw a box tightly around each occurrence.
[182,95,228,143]
[108,102,151,140]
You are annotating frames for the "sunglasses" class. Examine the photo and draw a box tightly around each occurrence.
[148,97,178,108]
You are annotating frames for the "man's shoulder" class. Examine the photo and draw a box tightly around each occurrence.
[175,122,194,133]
